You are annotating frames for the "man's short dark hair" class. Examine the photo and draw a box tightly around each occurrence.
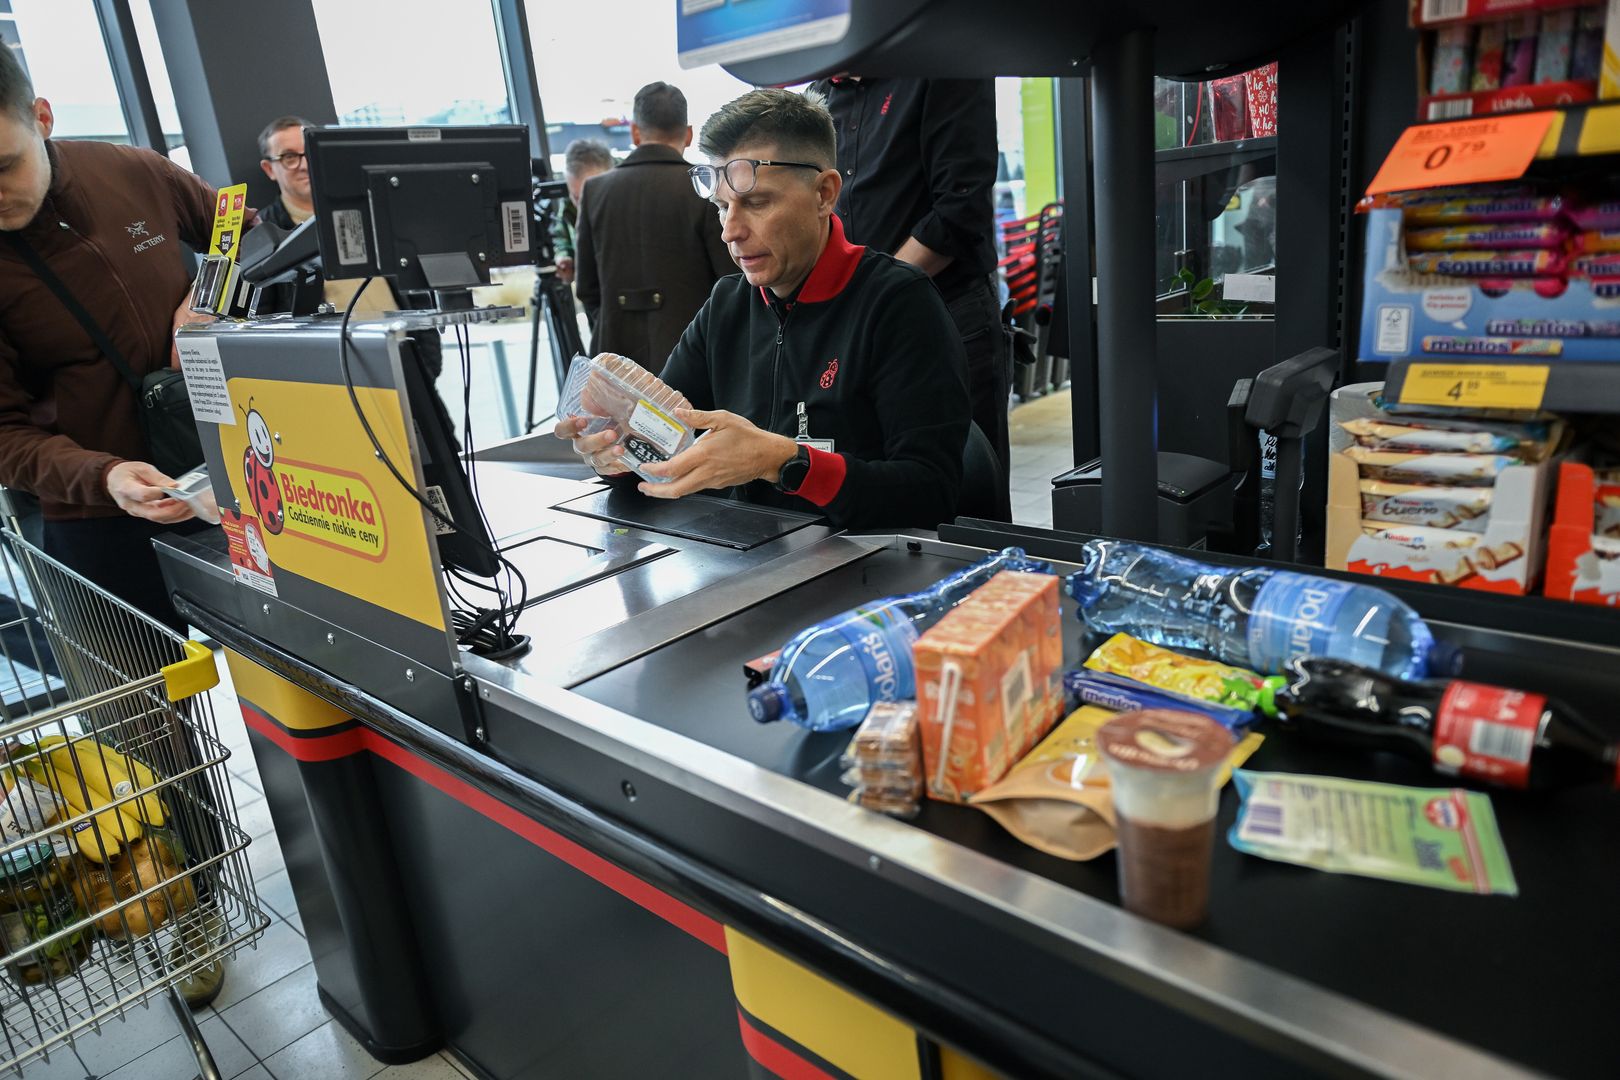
[699,88,835,172]
[0,45,35,125]
[257,116,310,159]
[563,138,614,179]
[632,82,688,137]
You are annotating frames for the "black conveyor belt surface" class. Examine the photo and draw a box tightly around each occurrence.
[575,545,1620,1077]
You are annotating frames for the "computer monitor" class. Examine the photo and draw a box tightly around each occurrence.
[396,334,501,578]
[305,124,534,301]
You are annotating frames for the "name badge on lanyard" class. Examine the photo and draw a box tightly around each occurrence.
[795,401,834,453]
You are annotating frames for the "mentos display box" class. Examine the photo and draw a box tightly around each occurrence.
[1359,207,1620,364]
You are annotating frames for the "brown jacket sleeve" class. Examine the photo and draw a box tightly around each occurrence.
[155,153,220,247]
[0,326,120,507]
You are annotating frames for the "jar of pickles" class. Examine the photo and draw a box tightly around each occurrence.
[0,839,89,985]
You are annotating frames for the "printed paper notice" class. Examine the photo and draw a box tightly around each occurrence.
[176,336,235,425]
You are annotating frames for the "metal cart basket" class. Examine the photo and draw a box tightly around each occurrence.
[0,530,269,1079]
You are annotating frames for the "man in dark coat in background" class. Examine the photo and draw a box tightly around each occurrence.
[575,82,734,374]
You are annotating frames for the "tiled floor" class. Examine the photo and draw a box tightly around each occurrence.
[19,658,480,1080]
[1009,388,1074,528]
[20,388,1074,1079]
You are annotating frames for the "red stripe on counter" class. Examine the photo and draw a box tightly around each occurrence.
[736,1008,837,1080]
[240,703,729,954]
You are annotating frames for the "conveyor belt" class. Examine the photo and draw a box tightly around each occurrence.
[575,544,1620,1078]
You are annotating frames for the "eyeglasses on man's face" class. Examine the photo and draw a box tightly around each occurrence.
[688,158,821,199]
[264,151,306,169]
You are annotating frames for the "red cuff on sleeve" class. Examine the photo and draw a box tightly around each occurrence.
[793,446,846,507]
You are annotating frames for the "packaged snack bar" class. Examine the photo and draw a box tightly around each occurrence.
[1472,20,1506,90]
[1570,252,1620,278]
[1404,222,1567,251]
[1596,484,1620,538]
[842,701,923,819]
[1533,9,1575,84]
[1572,5,1605,80]
[1063,669,1257,732]
[1399,193,1565,226]
[1340,418,1519,454]
[556,352,694,483]
[1360,521,1482,549]
[1568,201,1620,231]
[1228,771,1518,896]
[1431,24,1473,95]
[969,706,1262,861]
[1360,480,1493,531]
[1406,249,1566,277]
[1502,13,1539,87]
[1345,449,1518,485]
[1571,230,1620,253]
[1082,633,1283,716]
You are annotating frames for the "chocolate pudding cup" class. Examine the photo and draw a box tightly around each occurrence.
[1098,709,1235,929]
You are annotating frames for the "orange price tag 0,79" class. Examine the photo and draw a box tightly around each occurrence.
[1365,112,1556,197]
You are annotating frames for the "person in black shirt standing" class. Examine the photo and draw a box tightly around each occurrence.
[808,76,1009,518]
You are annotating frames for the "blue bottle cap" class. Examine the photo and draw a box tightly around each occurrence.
[747,683,789,724]
[1427,638,1464,678]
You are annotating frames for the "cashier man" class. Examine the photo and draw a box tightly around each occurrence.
[556,88,970,531]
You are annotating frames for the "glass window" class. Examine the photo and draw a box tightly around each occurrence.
[524,0,754,176]
[5,0,129,142]
[127,0,188,165]
[311,0,513,127]
[1153,64,1279,310]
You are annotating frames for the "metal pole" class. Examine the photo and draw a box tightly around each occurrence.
[93,0,168,155]
[1090,28,1158,541]
[1056,76,1098,469]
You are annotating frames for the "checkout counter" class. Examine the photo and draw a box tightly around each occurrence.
[155,317,1618,1080]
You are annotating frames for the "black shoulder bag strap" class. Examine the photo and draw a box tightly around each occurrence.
[2,230,142,392]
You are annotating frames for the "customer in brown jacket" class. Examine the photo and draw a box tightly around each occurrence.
[574,82,734,374]
[0,48,219,631]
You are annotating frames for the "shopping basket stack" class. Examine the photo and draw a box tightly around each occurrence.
[0,527,269,1079]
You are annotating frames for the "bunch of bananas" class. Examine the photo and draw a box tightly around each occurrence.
[16,735,168,864]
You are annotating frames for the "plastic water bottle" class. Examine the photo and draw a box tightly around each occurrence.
[1064,539,1436,680]
[748,547,1054,731]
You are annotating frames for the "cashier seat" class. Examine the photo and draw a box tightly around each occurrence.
[959,421,1011,523]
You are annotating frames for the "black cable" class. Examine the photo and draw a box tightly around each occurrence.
[337,285,529,655]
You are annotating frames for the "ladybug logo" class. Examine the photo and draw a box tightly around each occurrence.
[240,400,285,535]
[818,357,839,390]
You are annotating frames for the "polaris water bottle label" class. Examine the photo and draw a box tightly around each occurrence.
[1248,574,1356,673]
[846,606,918,702]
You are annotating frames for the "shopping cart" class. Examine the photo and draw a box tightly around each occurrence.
[0,528,270,1079]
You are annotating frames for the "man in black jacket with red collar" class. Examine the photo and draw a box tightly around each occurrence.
[557,89,969,532]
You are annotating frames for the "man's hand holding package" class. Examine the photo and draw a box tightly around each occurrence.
[554,414,632,476]
[637,408,798,499]
[106,461,196,524]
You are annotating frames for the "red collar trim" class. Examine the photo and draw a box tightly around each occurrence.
[755,214,864,308]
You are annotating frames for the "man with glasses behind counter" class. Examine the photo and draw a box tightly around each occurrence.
[556,88,970,532]
[254,116,441,377]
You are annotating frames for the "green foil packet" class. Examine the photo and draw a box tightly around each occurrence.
[1228,770,1518,896]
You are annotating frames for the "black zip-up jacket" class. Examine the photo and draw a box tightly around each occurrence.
[660,215,968,530]
[808,77,999,302]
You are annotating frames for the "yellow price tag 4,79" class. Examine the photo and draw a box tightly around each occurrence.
[1399,363,1551,411]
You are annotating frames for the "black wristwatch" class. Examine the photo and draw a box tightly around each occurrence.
[775,443,812,493]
